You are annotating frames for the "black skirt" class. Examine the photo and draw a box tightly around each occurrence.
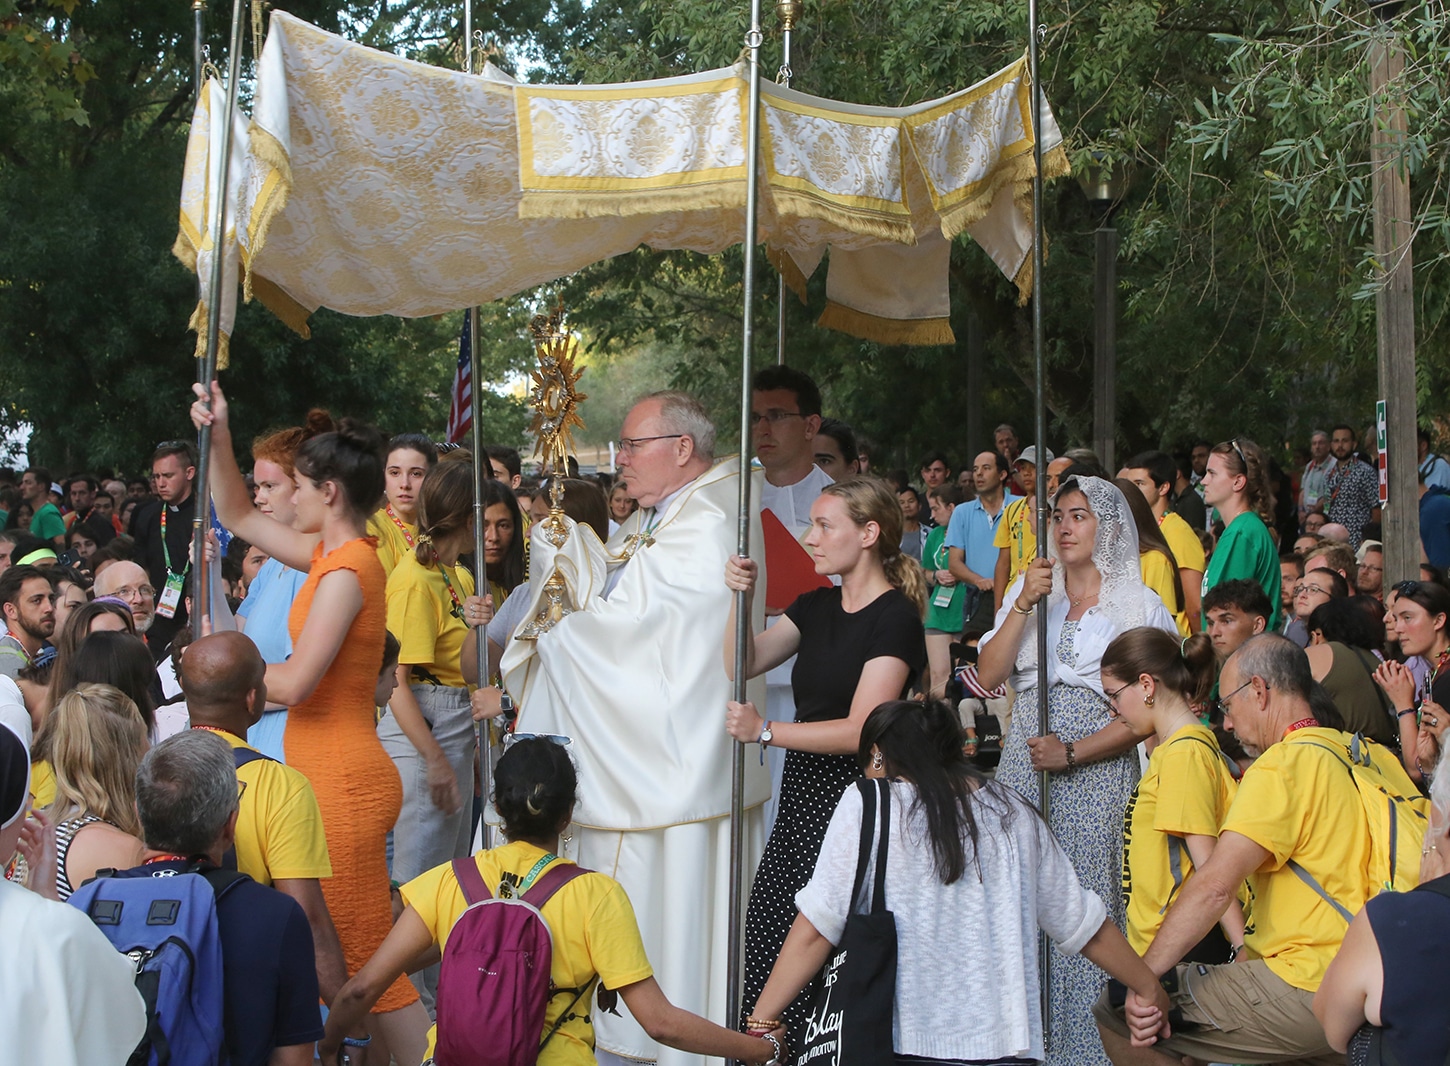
[742,748,861,1038]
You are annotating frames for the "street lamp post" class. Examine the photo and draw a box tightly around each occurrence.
[1077,156,1130,472]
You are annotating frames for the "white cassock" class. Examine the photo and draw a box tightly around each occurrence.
[502,457,771,1065]
[0,878,147,1065]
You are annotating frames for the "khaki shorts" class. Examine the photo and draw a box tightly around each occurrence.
[1092,959,1340,1065]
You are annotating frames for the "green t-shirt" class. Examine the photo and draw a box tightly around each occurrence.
[29,502,65,543]
[922,524,966,632]
[1201,510,1281,630]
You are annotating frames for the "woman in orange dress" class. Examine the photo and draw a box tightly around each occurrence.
[191,383,430,1064]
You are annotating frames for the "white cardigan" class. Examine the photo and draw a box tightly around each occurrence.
[979,574,1178,697]
[794,780,1107,1062]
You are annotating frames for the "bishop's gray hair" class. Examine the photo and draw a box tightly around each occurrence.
[636,390,716,459]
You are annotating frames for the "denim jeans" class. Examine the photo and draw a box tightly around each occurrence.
[378,683,477,884]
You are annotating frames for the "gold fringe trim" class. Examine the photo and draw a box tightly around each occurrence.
[766,245,809,303]
[817,301,954,347]
[186,300,233,370]
[771,189,916,245]
[247,268,313,339]
[517,183,745,221]
[1010,230,1053,305]
[172,225,200,274]
[242,123,295,304]
[936,143,1071,243]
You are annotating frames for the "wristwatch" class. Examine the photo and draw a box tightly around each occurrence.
[759,721,773,747]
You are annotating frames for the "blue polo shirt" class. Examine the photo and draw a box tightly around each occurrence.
[944,492,1018,579]
[1422,488,1450,570]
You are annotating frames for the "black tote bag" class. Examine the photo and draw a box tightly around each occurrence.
[793,777,898,1066]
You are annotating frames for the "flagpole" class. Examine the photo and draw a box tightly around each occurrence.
[728,0,764,1050]
[460,0,492,852]
[191,0,246,632]
[1027,0,1053,1049]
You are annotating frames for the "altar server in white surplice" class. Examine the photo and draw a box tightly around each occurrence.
[501,391,770,1066]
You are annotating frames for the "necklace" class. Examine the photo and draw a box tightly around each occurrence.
[1066,585,1098,607]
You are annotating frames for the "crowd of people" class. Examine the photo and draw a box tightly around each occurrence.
[1,372,1448,1066]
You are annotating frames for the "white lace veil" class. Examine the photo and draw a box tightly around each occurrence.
[1014,475,1154,674]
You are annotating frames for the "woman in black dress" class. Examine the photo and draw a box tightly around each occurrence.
[723,477,927,1037]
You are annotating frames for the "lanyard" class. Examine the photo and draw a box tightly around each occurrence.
[519,853,557,893]
[1284,717,1319,736]
[437,564,464,620]
[1428,648,1450,693]
[143,854,192,866]
[159,506,188,577]
[386,505,415,548]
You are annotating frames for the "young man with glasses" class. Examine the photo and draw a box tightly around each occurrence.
[131,439,197,658]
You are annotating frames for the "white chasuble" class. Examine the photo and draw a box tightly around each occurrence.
[501,457,770,1064]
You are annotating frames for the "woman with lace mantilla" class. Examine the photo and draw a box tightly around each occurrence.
[977,476,1178,1066]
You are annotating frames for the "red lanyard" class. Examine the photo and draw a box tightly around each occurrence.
[1285,717,1319,736]
[143,854,191,866]
[386,505,415,548]
[437,564,464,620]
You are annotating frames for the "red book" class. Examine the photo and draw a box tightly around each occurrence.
[762,508,831,612]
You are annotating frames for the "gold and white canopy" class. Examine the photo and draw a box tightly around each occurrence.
[175,11,1068,362]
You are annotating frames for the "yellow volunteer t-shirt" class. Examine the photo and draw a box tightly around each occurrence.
[208,729,331,887]
[993,498,1036,586]
[1140,550,1188,637]
[386,554,477,689]
[1159,511,1206,576]
[402,841,654,1064]
[30,758,56,808]
[1220,727,1373,992]
[368,507,416,580]
[1123,723,1236,953]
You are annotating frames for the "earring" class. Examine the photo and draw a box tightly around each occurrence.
[871,751,884,770]
[1145,694,1155,707]
[561,828,573,847]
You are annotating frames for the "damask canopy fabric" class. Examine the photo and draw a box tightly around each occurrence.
[176,11,1069,357]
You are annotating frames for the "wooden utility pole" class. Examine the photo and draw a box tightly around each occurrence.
[1370,14,1419,585]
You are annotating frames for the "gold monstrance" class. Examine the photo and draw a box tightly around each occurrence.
[526,303,587,549]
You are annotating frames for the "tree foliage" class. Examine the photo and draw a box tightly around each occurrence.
[3,0,1448,477]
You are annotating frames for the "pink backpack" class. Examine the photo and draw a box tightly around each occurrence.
[434,856,594,1066]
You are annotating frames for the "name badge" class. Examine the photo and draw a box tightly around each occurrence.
[933,584,955,608]
[157,572,186,618]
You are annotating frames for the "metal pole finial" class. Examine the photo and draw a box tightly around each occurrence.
[775,0,802,31]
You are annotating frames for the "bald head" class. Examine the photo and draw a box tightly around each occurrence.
[1318,523,1351,544]
[92,560,155,634]
[180,632,266,731]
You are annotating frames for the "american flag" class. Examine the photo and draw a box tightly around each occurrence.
[446,314,472,444]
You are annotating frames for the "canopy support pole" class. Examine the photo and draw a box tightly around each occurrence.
[774,0,800,365]
[461,0,493,852]
[728,0,765,1048]
[193,0,206,101]
[191,0,246,631]
[1027,0,1052,1051]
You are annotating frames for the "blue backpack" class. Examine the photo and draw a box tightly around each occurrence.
[69,864,246,1066]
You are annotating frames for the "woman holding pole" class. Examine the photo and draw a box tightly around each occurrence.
[190,382,430,1061]
[977,476,1177,1065]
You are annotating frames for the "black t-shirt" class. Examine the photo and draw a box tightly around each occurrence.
[130,494,195,654]
[111,862,323,1065]
[785,586,926,723]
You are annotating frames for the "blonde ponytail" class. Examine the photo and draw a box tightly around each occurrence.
[820,478,929,617]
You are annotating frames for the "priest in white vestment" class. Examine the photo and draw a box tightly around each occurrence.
[0,721,146,1065]
[502,391,770,1065]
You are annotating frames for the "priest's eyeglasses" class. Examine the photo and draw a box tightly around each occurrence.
[616,434,684,456]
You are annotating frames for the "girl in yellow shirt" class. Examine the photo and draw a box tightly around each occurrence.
[319,738,783,1066]
[367,433,437,579]
[1101,628,1247,960]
